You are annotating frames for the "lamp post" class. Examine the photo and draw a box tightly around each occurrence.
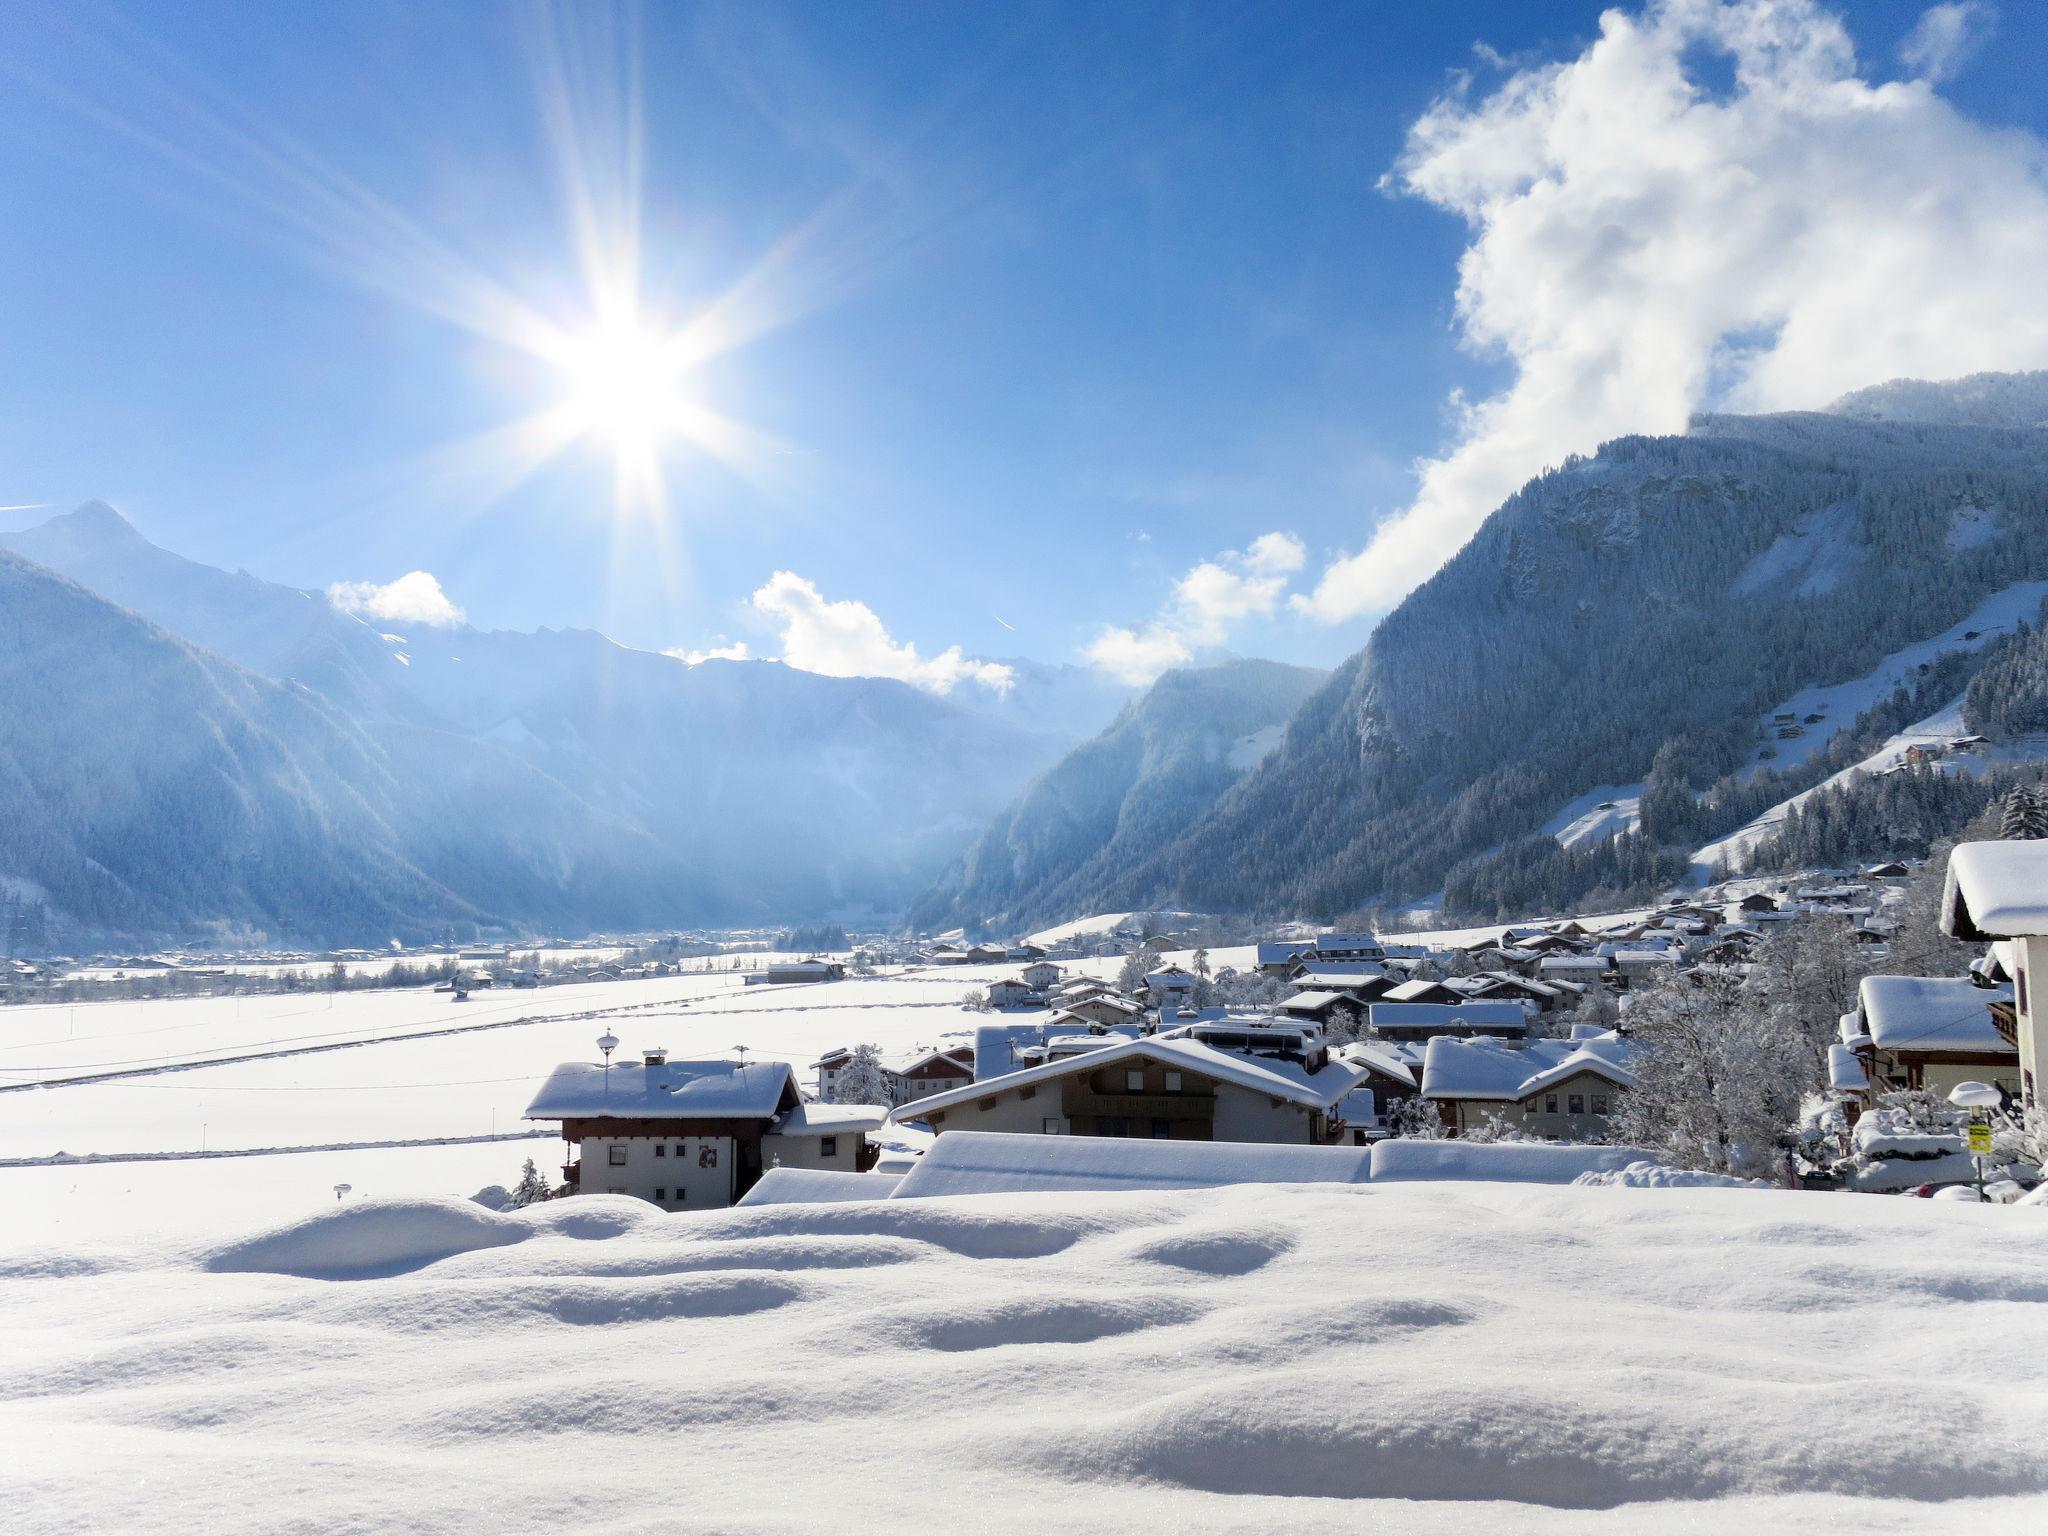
[598,1031,619,1099]
[1948,1080,2003,1202]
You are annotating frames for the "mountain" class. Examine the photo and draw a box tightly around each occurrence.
[907,659,1327,932]
[0,508,1115,945]
[1070,372,2048,922]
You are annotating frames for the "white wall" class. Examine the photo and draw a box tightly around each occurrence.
[760,1132,866,1172]
[578,1134,736,1208]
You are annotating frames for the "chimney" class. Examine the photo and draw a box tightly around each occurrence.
[643,1048,667,1067]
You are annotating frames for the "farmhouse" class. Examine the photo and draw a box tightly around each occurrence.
[1420,1033,1636,1140]
[748,959,846,986]
[886,1034,1366,1145]
[526,1051,883,1208]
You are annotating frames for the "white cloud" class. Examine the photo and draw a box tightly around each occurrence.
[328,570,466,628]
[664,640,754,665]
[750,572,1013,695]
[1296,0,2048,624]
[1085,530,1305,684]
[1899,2,1996,83]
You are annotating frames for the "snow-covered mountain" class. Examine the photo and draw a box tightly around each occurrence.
[0,507,1112,944]
[906,658,1327,933]
[1052,372,2048,923]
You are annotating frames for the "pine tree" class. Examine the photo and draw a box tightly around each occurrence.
[2001,784,2048,840]
[510,1157,552,1207]
[833,1042,891,1105]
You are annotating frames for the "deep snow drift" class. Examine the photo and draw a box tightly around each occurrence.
[4,1181,2046,1533]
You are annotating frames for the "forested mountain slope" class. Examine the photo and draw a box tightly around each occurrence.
[907,659,1326,932]
[1083,373,2048,921]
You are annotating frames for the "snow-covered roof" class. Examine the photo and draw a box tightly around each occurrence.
[887,1130,1373,1197]
[1942,840,2048,939]
[735,1168,903,1206]
[775,1101,887,1136]
[1381,978,1453,1003]
[1313,932,1382,953]
[1274,988,1356,1014]
[1369,1140,1649,1184]
[1856,974,2014,1054]
[1420,1034,1637,1102]
[1256,941,1314,964]
[1537,954,1609,973]
[886,1034,1366,1124]
[1367,1000,1531,1033]
[525,1058,797,1121]
[1334,1087,1379,1126]
[1827,1043,1870,1095]
[1337,1039,1417,1088]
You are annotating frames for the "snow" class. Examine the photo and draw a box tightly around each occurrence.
[1225,721,1285,772]
[1731,501,1864,597]
[737,1168,904,1205]
[1857,974,2014,1053]
[207,1195,531,1278]
[1369,1000,1531,1033]
[889,1131,1375,1198]
[1828,1042,1871,1093]
[1945,839,2048,938]
[1539,783,1645,850]
[1367,1141,1649,1182]
[1418,1034,1636,1101]
[524,1057,795,1120]
[1946,503,2002,552]
[10,1176,2048,1528]
[1572,1161,1762,1189]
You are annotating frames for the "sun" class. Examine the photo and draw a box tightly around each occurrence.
[554,314,689,460]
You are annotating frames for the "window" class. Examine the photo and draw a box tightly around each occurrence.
[1020,1085,1037,1100]
[1165,1071,1182,1092]
[1151,1119,1171,1139]
[1043,1118,1063,1135]
[819,1136,838,1157]
[1544,1094,1558,1114]
[1126,1069,1145,1091]
[1568,1094,1585,1115]
[655,1188,667,1201]
[655,1143,667,1157]
[608,1145,627,1167]
[1591,1094,1609,1117]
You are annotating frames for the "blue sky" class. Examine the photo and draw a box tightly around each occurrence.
[3,1,2047,689]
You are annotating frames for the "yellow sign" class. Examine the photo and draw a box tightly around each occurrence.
[1968,1122,1994,1154]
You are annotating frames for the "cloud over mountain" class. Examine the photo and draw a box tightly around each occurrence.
[751,571,1013,695]
[1297,0,2048,624]
[328,570,466,628]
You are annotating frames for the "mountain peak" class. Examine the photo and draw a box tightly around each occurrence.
[50,499,148,542]
[1824,370,2048,430]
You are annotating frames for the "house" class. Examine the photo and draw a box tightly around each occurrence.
[813,1045,973,1105]
[1312,932,1385,963]
[1366,1000,1532,1043]
[885,1034,1367,1145]
[1019,960,1062,991]
[525,1050,883,1208]
[984,978,1039,1009]
[1851,974,2019,1102]
[748,959,846,986]
[1053,993,1145,1029]
[1941,839,2048,1109]
[1333,1039,1423,1140]
[1273,988,1369,1027]
[1378,977,1465,1006]
[1419,1033,1637,1139]
[1143,966,1200,1008]
[1256,940,1317,974]
[1287,963,1397,1001]
[1537,954,1611,986]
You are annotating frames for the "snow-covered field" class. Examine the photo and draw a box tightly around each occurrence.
[0,964,1119,1241]
[5,1180,2046,1532]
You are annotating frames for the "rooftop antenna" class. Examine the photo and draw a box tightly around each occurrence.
[734,1044,751,1074]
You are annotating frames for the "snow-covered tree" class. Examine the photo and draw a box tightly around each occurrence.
[1608,969,1816,1178]
[1323,1004,1362,1046]
[1115,948,1149,995]
[832,1042,890,1105]
[509,1157,552,1208]
[1386,1096,1445,1139]
[2001,784,2048,840]
[1192,948,1211,979]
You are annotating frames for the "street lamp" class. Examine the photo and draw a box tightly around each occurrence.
[1948,1080,2003,1202]
[598,1031,619,1098]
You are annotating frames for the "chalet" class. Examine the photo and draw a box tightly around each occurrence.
[1420,1033,1637,1139]
[813,1045,973,1106]
[1377,977,1464,1006]
[1537,954,1611,985]
[1460,973,1574,1011]
[885,1034,1367,1145]
[1274,989,1368,1028]
[1851,974,2019,1103]
[1143,966,1200,1008]
[1312,932,1385,963]
[984,978,1039,1009]
[748,959,846,986]
[525,1051,883,1208]
[1256,940,1317,974]
[1288,964,1397,1003]
[1018,960,1062,991]
[1367,1000,1531,1043]
[1862,861,1910,880]
[1053,993,1146,1029]
[1942,839,2048,1109]
[1333,1039,1422,1140]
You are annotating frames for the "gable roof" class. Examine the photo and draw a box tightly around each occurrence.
[525,1058,798,1122]
[1419,1034,1637,1102]
[1856,974,2014,1054]
[1942,840,2048,940]
[1367,1000,1531,1033]
[886,1033,1366,1124]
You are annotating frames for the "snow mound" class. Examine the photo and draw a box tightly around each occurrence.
[204,1197,529,1278]
[1369,1141,1650,1184]
[737,1168,905,1206]
[1573,1161,1762,1189]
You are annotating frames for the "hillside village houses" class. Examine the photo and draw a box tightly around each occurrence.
[1940,838,2048,1107]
